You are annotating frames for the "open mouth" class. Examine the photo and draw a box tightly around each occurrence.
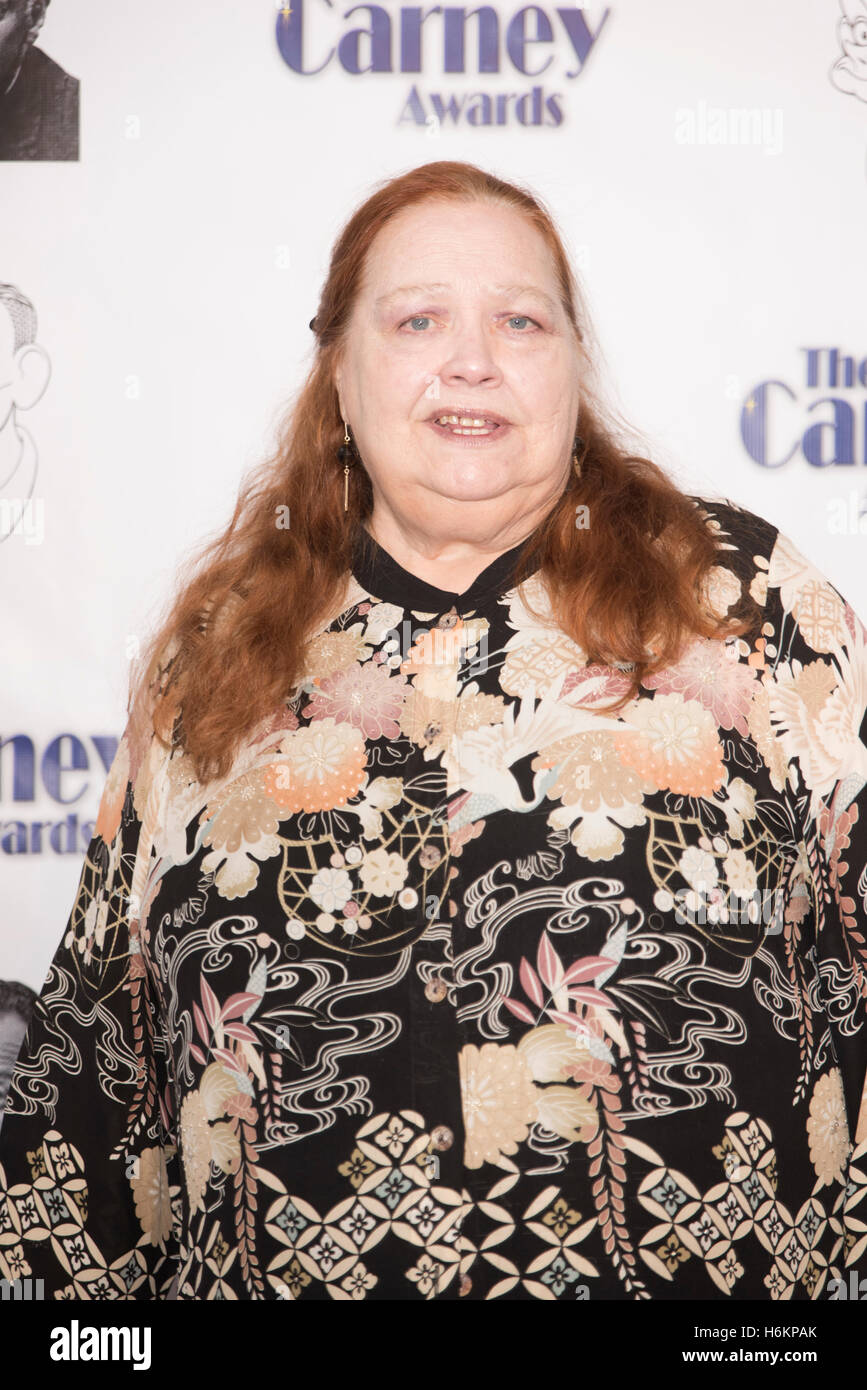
[430,414,504,436]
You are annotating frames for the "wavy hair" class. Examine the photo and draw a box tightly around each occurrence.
[129,160,760,785]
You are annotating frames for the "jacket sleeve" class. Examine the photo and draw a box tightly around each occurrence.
[0,706,182,1299]
[759,528,867,1205]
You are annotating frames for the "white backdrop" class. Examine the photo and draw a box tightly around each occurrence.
[2,0,866,991]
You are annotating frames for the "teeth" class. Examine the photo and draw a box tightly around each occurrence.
[434,414,501,433]
[437,415,496,425]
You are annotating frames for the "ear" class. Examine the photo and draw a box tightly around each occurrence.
[25,1,48,46]
[13,342,51,411]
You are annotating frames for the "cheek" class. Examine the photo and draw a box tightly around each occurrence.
[0,15,28,41]
[357,444,413,501]
[378,333,441,372]
[532,350,579,397]
[522,372,575,419]
[357,361,421,413]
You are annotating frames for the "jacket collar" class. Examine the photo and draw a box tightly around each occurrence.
[350,522,539,613]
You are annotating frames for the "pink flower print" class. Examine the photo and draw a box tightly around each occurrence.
[642,638,758,736]
[303,661,408,739]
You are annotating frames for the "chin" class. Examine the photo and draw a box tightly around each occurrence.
[431,456,515,483]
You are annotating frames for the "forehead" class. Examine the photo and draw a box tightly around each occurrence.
[359,199,559,301]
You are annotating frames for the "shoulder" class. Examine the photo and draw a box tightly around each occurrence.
[681,492,784,620]
[687,491,865,629]
[24,44,79,93]
[685,492,780,563]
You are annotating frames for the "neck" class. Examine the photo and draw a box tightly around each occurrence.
[364,486,562,593]
[364,515,531,593]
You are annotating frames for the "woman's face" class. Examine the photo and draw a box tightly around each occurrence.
[334,199,583,540]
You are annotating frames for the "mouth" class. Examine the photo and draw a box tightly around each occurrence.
[426,408,510,438]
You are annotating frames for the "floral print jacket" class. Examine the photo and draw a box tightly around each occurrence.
[2,496,867,1301]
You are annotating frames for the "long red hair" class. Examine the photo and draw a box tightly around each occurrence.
[129,160,759,785]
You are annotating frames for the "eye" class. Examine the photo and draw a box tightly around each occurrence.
[854,21,867,42]
[397,311,544,333]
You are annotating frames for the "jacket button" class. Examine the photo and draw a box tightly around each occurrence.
[431,1125,454,1152]
[425,976,448,1003]
[459,1274,472,1296]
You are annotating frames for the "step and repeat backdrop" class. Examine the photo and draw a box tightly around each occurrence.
[1,0,865,1089]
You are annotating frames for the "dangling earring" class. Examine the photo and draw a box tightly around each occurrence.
[572,432,586,480]
[337,419,356,512]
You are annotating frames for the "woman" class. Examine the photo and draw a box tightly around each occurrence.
[1,160,865,1302]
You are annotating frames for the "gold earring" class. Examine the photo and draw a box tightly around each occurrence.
[337,420,355,512]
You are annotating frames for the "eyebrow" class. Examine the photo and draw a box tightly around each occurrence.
[375,283,558,313]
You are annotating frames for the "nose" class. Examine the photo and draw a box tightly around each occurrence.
[437,315,504,388]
